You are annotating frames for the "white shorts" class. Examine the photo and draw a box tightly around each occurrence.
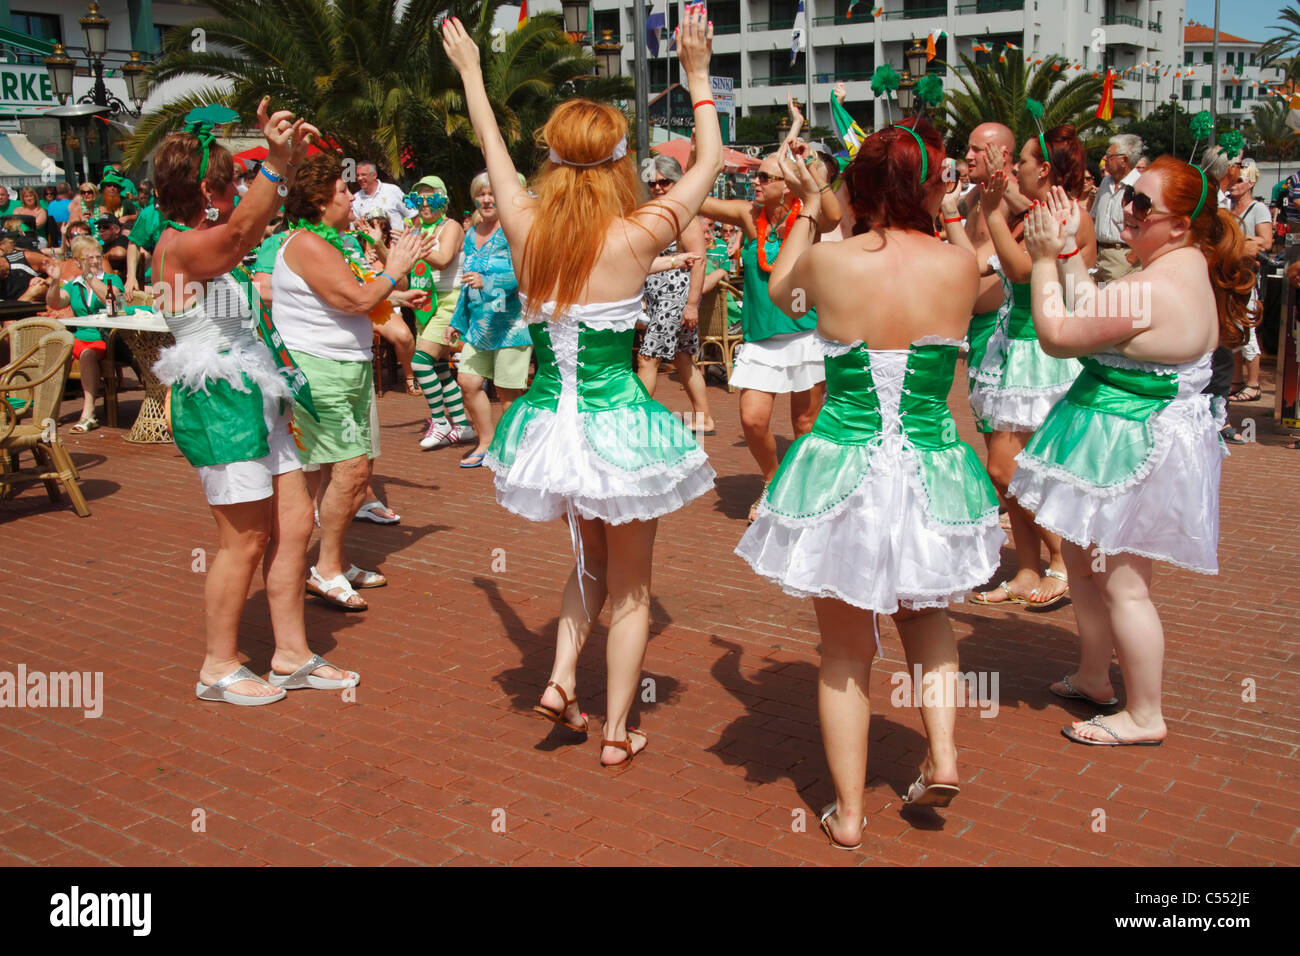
[197,406,301,506]
[729,331,826,394]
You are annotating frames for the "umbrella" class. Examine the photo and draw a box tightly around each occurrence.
[651,138,761,174]
[232,142,325,167]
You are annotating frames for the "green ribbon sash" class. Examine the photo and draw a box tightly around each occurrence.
[229,264,320,422]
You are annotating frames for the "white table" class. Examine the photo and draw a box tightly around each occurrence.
[57,310,173,444]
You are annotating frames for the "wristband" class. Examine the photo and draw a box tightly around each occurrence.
[259,164,288,197]
[1057,246,1081,260]
[943,216,963,223]
[378,271,397,287]
[819,184,833,193]
[797,213,817,229]
[693,99,715,110]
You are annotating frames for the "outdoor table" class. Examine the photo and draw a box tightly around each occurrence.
[55,310,174,444]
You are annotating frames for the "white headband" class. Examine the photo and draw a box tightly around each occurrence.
[549,137,628,168]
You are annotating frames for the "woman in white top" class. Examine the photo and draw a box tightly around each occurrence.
[1225,160,1272,403]
[443,11,722,769]
[274,152,429,610]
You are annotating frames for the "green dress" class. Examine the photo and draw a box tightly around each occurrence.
[737,335,1004,614]
[968,259,1081,432]
[1009,351,1222,573]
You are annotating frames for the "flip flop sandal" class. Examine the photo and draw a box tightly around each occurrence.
[531,680,589,734]
[355,500,400,524]
[195,665,286,706]
[1024,568,1070,611]
[1061,715,1163,747]
[459,452,486,468]
[902,774,961,808]
[268,653,360,691]
[970,582,1030,605]
[819,803,866,851]
[600,729,647,772]
[344,565,387,589]
[1285,439,1300,450]
[1228,385,1261,402]
[1048,674,1119,707]
[306,567,368,611]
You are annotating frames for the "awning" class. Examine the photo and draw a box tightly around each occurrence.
[0,133,61,184]
[650,137,760,174]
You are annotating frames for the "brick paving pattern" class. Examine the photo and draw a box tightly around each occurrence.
[1,368,1297,866]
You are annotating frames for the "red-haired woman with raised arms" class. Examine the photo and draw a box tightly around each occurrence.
[151,99,360,704]
[441,8,722,770]
[957,124,1095,612]
[1014,160,1255,745]
[736,119,1006,849]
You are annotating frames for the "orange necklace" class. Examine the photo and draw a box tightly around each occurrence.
[756,198,802,273]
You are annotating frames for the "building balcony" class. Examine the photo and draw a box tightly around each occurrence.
[954,0,1022,12]
[748,20,795,32]
[750,74,806,87]
[1099,17,1148,50]
[879,5,946,19]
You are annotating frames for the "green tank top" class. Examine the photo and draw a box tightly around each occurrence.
[739,235,816,343]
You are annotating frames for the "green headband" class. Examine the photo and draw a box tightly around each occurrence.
[891,125,927,183]
[1191,164,1208,220]
[1038,133,1049,168]
[183,105,239,180]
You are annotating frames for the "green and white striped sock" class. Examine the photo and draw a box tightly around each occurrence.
[433,360,468,426]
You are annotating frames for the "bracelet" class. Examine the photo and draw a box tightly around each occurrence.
[819,184,833,193]
[1057,246,1081,260]
[693,99,715,110]
[377,271,397,288]
[797,213,817,229]
[259,164,283,183]
[943,216,963,223]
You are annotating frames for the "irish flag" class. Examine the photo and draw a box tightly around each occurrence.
[1096,69,1115,121]
[926,29,946,61]
[830,93,867,159]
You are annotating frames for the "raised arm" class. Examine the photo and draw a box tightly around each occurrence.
[766,143,823,316]
[442,18,530,249]
[700,196,757,238]
[980,164,1031,282]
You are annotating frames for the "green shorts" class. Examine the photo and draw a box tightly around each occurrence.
[458,341,533,390]
[288,350,372,465]
[417,288,459,346]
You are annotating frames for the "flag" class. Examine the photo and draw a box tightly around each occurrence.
[872,7,883,17]
[846,0,860,17]
[1096,68,1114,121]
[830,92,867,159]
[1005,41,1019,50]
[790,0,806,67]
[517,0,527,28]
[646,0,666,58]
[926,29,945,61]
[972,42,990,53]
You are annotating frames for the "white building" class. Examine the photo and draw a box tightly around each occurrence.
[1181,20,1287,131]
[587,0,1185,135]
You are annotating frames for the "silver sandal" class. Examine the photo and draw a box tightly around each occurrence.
[267,653,360,691]
[195,665,286,706]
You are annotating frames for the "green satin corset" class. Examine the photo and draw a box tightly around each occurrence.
[525,323,649,412]
[1067,355,1178,422]
[1005,281,1035,339]
[814,342,962,449]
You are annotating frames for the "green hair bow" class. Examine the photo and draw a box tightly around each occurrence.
[184,104,240,179]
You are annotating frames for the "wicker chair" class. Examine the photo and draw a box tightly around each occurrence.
[695,278,741,392]
[0,320,90,516]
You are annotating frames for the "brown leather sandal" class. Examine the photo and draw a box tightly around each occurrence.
[532,681,588,734]
[600,729,647,772]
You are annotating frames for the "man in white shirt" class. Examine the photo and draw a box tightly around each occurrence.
[1091,133,1143,283]
[350,161,408,230]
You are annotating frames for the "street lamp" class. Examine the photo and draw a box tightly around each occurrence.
[1170,91,1179,156]
[43,43,76,105]
[594,30,623,78]
[79,1,110,59]
[121,50,150,111]
[906,38,928,79]
[897,69,916,114]
[561,0,591,44]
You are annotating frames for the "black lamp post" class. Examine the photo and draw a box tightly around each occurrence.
[43,2,147,117]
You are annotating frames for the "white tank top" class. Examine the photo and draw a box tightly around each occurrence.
[270,231,374,362]
[428,220,463,295]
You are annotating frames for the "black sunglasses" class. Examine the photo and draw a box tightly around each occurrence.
[752,172,784,184]
[648,177,676,189]
[1122,184,1170,223]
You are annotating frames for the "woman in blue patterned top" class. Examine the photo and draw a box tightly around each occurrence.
[447,170,532,467]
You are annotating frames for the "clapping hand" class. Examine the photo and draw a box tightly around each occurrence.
[675,4,713,79]
[980,167,1009,219]
[1044,185,1080,243]
[1024,199,1065,260]
[384,228,424,277]
[776,140,821,207]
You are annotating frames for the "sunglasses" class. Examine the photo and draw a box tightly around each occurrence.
[648,178,676,189]
[403,192,448,212]
[80,190,95,196]
[752,172,784,184]
[1122,184,1173,223]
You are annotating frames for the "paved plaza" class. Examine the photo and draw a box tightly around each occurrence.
[1,368,1297,866]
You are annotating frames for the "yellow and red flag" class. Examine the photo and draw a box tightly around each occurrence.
[1096,69,1114,121]
[517,1,528,28]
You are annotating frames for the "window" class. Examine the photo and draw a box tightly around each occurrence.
[710,1,740,32]
[9,11,62,64]
[1201,84,1211,98]
[1246,86,1252,99]
[1184,51,1193,65]
[712,52,740,84]
[1203,51,1212,64]
[834,44,873,78]
[1182,82,1192,100]
[1249,52,1256,66]
[769,49,803,81]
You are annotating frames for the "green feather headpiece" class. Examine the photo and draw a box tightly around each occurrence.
[915,74,944,109]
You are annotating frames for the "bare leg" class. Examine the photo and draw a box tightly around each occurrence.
[459,371,492,454]
[599,518,658,766]
[673,350,714,431]
[316,454,369,584]
[1067,554,1167,743]
[635,351,662,397]
[1051,540,1117,702]
[199,498,279,697]
[378,313,416,385]
[739,388,778,480]
[78,352,101,421]
[813,596,875,847]
[982,429,1042,600]
[894,607,960,789]
[539,517,609,730]
[789,384,822,438]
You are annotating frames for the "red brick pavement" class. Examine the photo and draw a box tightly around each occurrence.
[1,366,1297,866]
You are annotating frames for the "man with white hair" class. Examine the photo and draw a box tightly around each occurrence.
[350,160,407,230]
[1091,133,1143,282]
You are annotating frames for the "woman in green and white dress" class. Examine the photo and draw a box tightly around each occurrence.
[737,121,1005,849]
[1014,164,1255,746]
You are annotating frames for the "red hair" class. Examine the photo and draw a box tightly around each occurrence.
[843,116,943,236]
[1033,124,1085,198]
[1148,156,1256,347]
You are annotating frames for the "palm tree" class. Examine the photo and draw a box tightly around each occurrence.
[940,53,1112,155]
[1260,2,1300,67]
[122,0,630,208]
[1250,97,1300,187]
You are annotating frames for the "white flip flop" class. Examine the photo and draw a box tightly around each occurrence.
[195,665,286,706]
[355,500,400,524]
[267,653,360,691]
